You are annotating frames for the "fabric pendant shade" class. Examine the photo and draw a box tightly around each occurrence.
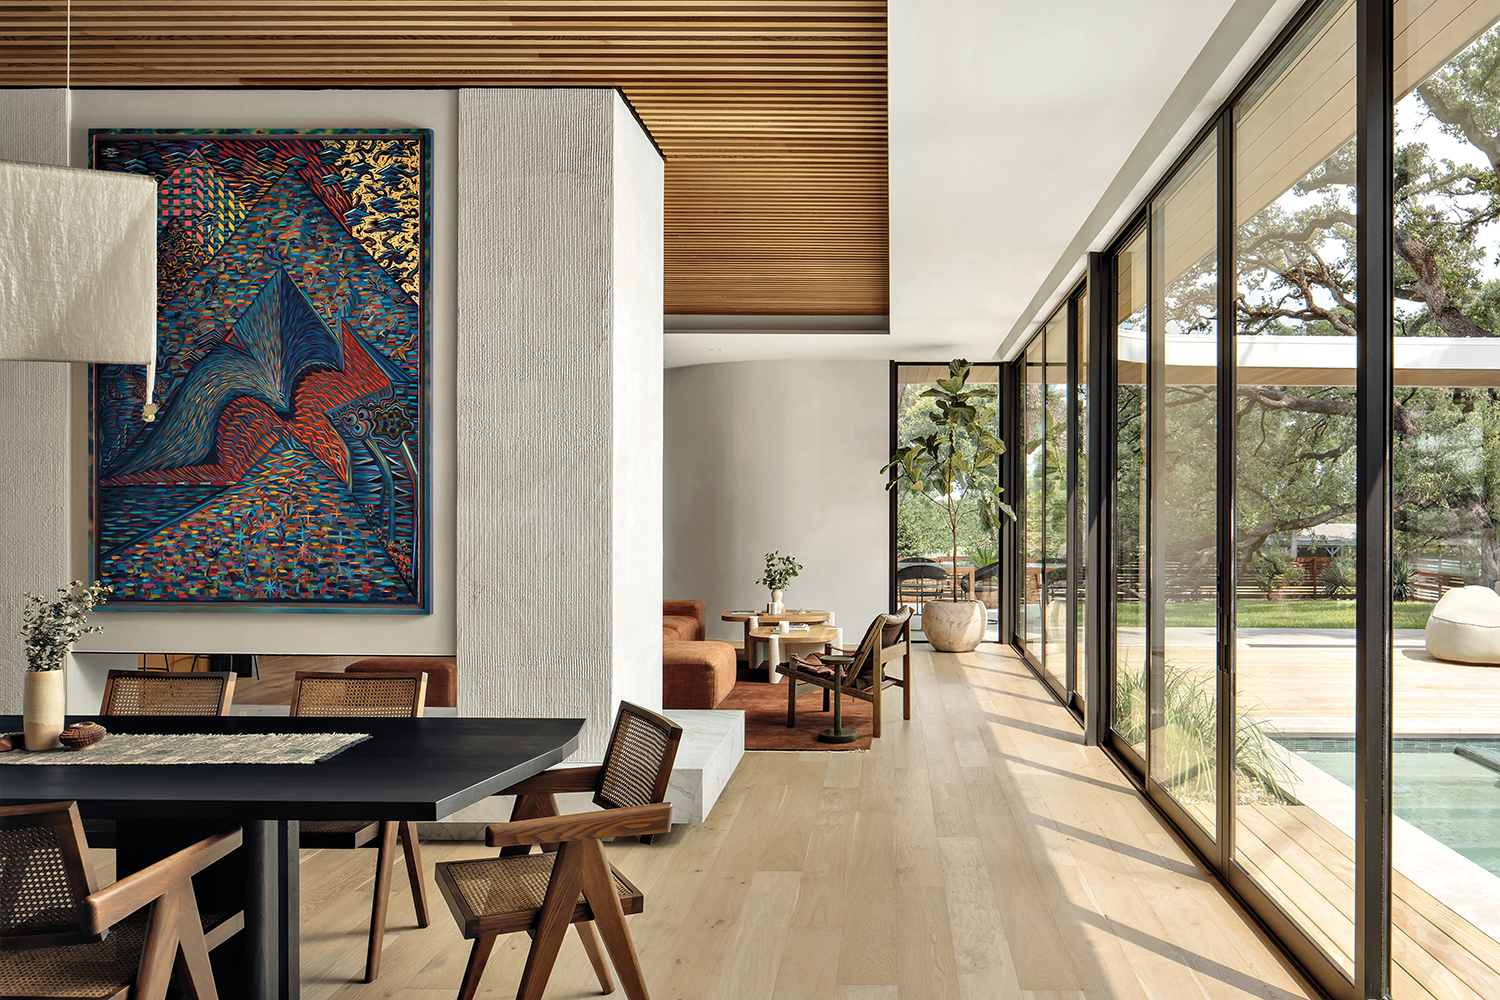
[0,159,157,366]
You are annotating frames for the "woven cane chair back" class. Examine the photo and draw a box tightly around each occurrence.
[100,669,235,716]
[290,671,426,718]
[0,802,98,945]
[594,702,684,811]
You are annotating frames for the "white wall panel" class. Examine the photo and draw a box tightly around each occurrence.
[457,89,663,757]
[664,360,888,645]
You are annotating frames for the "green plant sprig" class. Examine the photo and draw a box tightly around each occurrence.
[756,552,802,593]
[21,581,111,671]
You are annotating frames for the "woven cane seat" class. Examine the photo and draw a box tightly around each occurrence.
[298,819,381,849]
[0,907,235,1000]
[442,852,642,937]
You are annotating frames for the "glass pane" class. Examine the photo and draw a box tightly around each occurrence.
[1232,0,1357,982]
[894,364,1003,643]
[1391,4,1500,995]
[1115,225,1149,753]
[1150,134,1219,838]
[1076,289,1090,706]
[1024,339,1046,657]
[1043,312,1069,689]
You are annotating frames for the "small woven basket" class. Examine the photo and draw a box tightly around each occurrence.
[58,721,107,751]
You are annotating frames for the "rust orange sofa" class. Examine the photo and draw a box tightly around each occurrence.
[663,599,736,709]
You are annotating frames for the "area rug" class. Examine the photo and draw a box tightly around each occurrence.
[719,680,874,751]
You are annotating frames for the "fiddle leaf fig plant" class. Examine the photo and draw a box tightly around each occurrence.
[882,359,1015,603]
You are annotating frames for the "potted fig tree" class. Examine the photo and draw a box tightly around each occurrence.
[883,360,1013,651]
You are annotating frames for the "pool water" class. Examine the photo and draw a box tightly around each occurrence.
[1279,738,1500,878]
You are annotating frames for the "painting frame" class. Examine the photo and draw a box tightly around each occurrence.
[87,128,432,614]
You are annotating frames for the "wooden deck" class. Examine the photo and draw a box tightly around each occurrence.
[1237,803,1500,999]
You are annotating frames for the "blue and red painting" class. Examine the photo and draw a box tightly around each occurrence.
[89,130,430,612]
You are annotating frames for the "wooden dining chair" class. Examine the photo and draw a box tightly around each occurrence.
[100,669,236,716]
[434,701,682,1000]
[0,800,242,1000]
[84,669,240,849]
[288,670,429,983]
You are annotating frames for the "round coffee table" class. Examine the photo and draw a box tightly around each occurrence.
[723,610,832,681]
[747,623,842,685]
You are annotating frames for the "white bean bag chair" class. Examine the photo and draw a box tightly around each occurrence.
[1426,586,1500,665]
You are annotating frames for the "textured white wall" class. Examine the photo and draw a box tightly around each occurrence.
[611,97,666,712]
[457,89,663,757]
[664,360,890,643]
[0,89,71,713]
[58,89,460,657]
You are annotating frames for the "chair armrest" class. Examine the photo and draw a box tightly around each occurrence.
[485,802,671,848]
[495,765,602,796]
[85,827,242,934]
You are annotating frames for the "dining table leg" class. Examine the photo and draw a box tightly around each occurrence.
[244,819,300,1000]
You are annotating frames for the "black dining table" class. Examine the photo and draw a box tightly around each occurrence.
[0,713,584,1000]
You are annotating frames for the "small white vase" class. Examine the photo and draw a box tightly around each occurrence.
[24,667,66,751]
[771,589,784,614]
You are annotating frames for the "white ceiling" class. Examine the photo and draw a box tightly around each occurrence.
[664,0,1302,369]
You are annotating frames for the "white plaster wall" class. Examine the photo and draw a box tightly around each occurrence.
[664,360,889,643]
[0,89,71,713]
[611,97,666,712]
[57,90,460,657]
[457,89,663,757]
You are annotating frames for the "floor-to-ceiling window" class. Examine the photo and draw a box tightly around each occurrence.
[1152,131,1221,843]
[1231,1,1360,980]
[1114,227,1149,758]
[892,363,1003,643]
[1389,5,1500,996]
[1014,286,1089,707]
[1013,2,1500,995]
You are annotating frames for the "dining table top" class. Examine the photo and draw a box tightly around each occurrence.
[0,714,584,822]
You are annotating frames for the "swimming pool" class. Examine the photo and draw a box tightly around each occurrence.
[1276,737,1500,878]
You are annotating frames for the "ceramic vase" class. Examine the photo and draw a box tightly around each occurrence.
[23,666,66,751]
[771,589,784,613]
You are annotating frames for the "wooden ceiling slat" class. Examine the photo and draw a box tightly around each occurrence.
[1,2,888,316]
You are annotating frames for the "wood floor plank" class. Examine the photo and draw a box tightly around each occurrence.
[938,836,1024,1000]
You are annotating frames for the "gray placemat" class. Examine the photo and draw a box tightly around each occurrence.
[0,731,370,765]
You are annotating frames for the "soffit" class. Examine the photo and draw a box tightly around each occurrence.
[0,2,888,317]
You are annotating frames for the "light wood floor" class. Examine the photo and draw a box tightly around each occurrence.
[276,644,1319,1000]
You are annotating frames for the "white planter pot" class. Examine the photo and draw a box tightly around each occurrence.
[922,600,987,652]
[24,668,66,751]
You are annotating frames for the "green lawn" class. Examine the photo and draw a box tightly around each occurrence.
[1113,599,1433,630]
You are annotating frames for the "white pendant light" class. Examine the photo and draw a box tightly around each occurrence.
[0,0,160,419]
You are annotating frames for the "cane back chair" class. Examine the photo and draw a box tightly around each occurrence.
[433,701,683,1000]
[0,801,242,1000]
[290,670,429,983]
[100,669,236,716]
[85,669,238,849]
[777,606,914,738]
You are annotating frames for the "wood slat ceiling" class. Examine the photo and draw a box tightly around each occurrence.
[0,2,888,316]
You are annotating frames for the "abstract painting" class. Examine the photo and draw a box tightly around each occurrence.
[89,129,430,612]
